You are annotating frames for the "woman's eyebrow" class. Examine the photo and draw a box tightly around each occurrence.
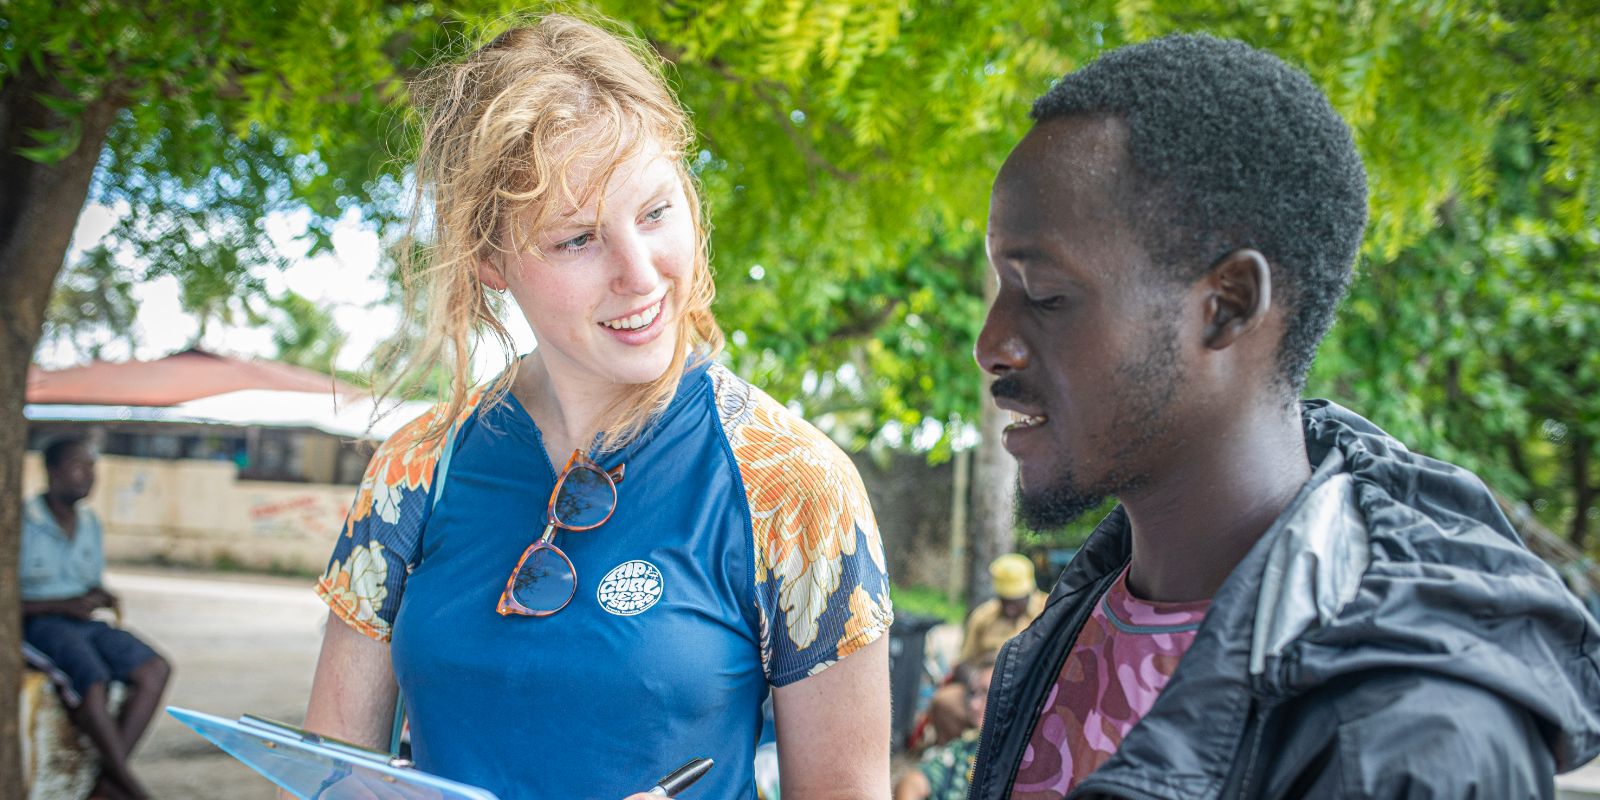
[543,168,677,229]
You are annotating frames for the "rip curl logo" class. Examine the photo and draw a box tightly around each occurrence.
[596,560,664,616]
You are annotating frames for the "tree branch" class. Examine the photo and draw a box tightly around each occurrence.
[827,298,901,342]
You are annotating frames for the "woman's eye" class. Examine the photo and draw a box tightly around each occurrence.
[555,232,594,253]
[643,203,671,223]
[1028,295,1067,311]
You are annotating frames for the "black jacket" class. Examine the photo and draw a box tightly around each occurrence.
[968,401,1600,799]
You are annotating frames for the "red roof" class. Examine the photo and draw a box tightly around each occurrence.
[27,349,358,407]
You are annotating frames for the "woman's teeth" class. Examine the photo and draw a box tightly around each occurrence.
[1009,411,1046,428]
[601,299,662,331]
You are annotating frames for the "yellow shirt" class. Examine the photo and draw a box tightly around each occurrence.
[959,590,1049,664]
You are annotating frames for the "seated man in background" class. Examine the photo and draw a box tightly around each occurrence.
[22,438,171,800]
[967,33,1600,799]
[895,657,995,800]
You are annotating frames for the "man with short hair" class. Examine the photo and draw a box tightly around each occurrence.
[967,34,1600,798]
[23,438,170,800]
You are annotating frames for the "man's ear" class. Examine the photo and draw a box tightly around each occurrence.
[1202,248,1271,350]
[477,258,507,292]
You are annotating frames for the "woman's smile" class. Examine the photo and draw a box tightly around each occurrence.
[597,293,668,346]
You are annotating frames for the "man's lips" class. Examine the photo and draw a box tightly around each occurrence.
[992,393,1049,433]
[985,374,1049,432]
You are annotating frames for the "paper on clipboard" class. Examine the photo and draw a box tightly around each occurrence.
[165,706,501,800]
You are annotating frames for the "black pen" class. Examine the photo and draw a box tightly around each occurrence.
[646,757,714,796]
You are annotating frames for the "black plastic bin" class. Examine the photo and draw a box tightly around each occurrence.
[887,613,942,752]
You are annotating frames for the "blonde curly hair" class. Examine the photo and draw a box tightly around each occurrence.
[375,13,722,451]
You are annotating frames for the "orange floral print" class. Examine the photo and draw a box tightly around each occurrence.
[319,386,489,643]
[316,541,392,640]
[343,387,486,537]
[711,364,890,653]
[838,585,893,658]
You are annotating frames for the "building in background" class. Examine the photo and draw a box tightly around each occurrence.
[24,347,406,485]
[22,349,430,574]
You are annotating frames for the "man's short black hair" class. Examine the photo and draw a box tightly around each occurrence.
[1031,33,1368,393]
[43,437,88,470]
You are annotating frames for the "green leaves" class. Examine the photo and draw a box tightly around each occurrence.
[11,0,1599,544]
[1310,120,1600,545]
[42,245,139,360]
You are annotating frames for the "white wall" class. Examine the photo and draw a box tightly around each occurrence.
[23,453,352,576]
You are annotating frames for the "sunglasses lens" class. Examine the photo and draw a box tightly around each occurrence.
[553,465,614,529]
[511,545,576,614]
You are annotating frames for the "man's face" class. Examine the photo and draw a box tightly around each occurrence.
[999,596,1030,620]
[967,665,995,727]
[975,115,1190,530]
[48,444,96,503]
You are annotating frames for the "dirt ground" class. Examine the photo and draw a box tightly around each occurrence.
[110,566,326,799]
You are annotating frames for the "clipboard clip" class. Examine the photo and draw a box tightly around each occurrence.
[239,714,415,769]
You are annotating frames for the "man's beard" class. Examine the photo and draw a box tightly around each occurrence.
[1012,317,1183,531]
[1016,466,1116,531]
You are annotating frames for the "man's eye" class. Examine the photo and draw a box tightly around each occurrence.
[1028,295,1067,311]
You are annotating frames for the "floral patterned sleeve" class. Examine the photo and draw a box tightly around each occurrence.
[710,364,895,686]
[316,403,456,643]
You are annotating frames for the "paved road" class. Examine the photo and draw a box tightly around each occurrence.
[108,566,327,799]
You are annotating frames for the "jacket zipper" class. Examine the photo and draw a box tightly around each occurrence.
[984,568,1123,799]
[1236,701,1264,799]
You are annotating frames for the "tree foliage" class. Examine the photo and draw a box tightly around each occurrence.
[267,289,351,374]
[41,245,137,360]
[1311,120,1600,545]
[10,0,1598,531]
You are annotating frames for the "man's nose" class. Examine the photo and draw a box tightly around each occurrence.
[975,314,1028,376]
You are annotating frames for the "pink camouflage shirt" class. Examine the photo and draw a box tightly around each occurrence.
[1012,565,1211,798]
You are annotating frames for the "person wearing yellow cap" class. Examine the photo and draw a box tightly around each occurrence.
[913,554,1049,748]
[959,554,1049,666]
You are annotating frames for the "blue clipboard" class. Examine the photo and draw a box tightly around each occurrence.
[165,706,501,800]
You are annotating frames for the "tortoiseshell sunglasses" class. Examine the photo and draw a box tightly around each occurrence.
[496,450,625,617]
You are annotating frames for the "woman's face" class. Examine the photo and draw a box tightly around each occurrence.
[487,136,696,394]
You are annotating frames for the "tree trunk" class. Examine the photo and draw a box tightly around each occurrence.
[0,61,122,797]
[946,447,970,604]
[968,267,1017,608]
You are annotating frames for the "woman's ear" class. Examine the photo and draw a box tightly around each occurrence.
[1202,248,1272,350]
[477,258,507,292]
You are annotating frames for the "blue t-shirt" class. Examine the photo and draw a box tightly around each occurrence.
[317,362,894,798]
[20,494,105,602]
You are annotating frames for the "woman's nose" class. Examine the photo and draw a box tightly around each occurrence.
[611,231,660,296]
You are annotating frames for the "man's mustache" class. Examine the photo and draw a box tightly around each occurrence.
[990,374,1043,407]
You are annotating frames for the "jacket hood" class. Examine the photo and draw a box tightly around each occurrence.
[1274,400,1600,768]
[1068,400,1600,797]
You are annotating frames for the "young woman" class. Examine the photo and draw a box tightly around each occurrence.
[300,14,893,800]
